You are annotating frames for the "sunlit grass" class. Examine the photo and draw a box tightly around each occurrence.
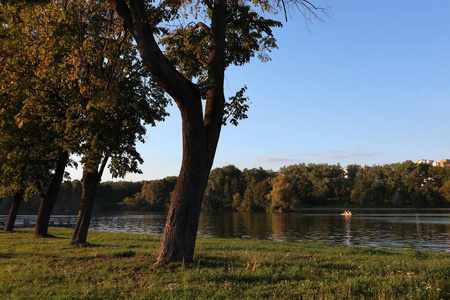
[1,228,449,299]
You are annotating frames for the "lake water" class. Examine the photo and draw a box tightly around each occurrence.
[89,209,450,252]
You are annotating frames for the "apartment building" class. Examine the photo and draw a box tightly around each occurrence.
[416,159,450,167]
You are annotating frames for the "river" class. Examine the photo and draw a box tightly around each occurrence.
[89,208,450,252]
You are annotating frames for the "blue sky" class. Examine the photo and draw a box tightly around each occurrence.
[71,0,450,181]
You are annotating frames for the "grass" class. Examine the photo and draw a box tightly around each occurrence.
[1,228,449,299]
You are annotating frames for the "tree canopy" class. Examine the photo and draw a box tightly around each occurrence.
[1,0,170,237]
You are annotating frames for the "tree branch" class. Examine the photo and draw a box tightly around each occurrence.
[98,155,109,179]
[192,22,211,34]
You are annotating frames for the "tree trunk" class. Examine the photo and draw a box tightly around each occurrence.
[110,0,226,263]
[34,152,69,237]
[70,170,100,244]
[4,191,23,232]
[155,0,227,263]
[71,157,107,244]
[157,102,208,263]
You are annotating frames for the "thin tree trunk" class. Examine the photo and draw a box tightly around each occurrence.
[4,191,23,232]
[34,152,69,237]
[71,158,107,244]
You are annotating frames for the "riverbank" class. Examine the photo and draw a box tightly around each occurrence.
[1,228,449,299]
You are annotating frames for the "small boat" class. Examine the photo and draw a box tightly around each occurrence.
[341,211,352,216]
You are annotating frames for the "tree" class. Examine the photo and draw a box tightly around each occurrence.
[109,0,327,263]
[203,165,244,211]
[58,1,169,244]
[134,177,177,210]
[440,180,450,204]
[280,164,314,205]
[1,1,168,240]
[240,167,274,211]
[3,191,23,232]
[1,3,72,234]
[269,175,297,212]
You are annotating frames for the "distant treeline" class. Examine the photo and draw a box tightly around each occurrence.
[124,160,450,212]
[0,181,143,215]
[2,160,449,215]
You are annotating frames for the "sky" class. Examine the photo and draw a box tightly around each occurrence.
[69,0,450,182]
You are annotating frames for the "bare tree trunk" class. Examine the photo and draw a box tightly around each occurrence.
[34,152,69,237]
[4,191,23,232]
[71,158,107,244]
[157,102,208,262]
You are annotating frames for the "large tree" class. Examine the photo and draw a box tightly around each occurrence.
[1,2,72,234]
[109,0,325,263]
[1,1,168,239]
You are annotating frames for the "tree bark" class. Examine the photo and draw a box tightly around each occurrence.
[157,97,207,262]
[4,191,23,232]
[71,158,107,244]
[34,152,69,237]
[156,0,227,263]
[110,0,227,263]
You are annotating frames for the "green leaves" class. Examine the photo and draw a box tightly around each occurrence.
[1,0,170,199]
[223,86,250,126]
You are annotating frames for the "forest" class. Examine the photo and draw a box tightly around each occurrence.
[115,160,450,211]
[2,160,449,215]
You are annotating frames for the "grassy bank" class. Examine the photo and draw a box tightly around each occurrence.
[1,228,449,299]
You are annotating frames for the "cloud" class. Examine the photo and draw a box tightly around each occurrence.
[354,151,382,158]
[329,149,346,154]
[260,157,299,164]
[327,150,350,159]
[324,149,383,160]
[217,160,229,165]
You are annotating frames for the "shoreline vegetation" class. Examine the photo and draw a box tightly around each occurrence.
[1,228,449,299]
[2,161,450,216]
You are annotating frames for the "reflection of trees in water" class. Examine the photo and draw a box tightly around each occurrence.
[198,212,236,238]
[140,214,165,235]
[92,211,450,251]
[189,212,449,251]
[270,213,297,241]
[446,223,450,251]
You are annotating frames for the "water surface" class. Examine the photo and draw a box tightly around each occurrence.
[89,209,450,252]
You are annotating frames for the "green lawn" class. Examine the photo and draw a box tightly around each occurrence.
[1,228,449,299]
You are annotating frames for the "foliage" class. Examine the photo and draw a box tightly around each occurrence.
[124,177,177,210]
[1,228,449,299]
[269,175,297,211]
[203,165,245,211]
[4,160,449,214]
[0,180,143,214]
[440,180,450,204]
[0,0,170,197]
[392,191,403,206]
[0,2,73,200]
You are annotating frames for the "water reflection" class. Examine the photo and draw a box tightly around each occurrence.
[89,210,450,252]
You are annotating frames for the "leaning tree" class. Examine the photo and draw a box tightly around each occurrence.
[109,0,327,263]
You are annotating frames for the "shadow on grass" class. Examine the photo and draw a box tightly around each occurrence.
[0,253,14,259]
[70,242,105,248]
[34,234,66,239]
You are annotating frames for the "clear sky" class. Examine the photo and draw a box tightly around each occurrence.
[70,0,450,181]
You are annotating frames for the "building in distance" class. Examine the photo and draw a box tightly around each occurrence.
[416,159,450,167]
